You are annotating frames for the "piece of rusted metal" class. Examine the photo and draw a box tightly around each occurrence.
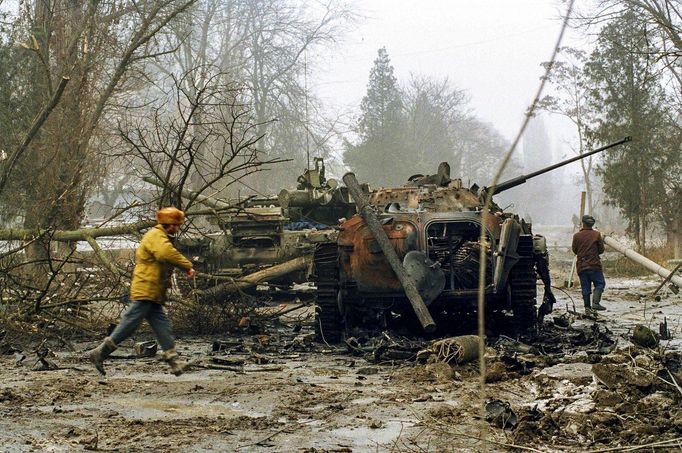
[338,215,415,292]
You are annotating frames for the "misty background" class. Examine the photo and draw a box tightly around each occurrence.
[313,0,594,227]
[1,0,680,256]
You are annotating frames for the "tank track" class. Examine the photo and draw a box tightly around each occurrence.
[509,235,538,330]
[314,242,342,343]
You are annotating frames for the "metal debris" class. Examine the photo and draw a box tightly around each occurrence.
[423,335,479,365]
[632,324,660,348]
[133,341,157,358]
[485,399,518,430]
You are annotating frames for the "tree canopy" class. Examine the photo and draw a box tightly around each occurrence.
[585,10,680,251]
[344,47,511,188]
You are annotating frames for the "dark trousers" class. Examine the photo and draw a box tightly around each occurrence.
[109,300,175,351]
[579,269,606,299]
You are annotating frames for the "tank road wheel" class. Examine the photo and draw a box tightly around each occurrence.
[314,242,343,343]
[509,235,538,331]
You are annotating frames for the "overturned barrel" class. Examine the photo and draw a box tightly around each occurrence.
[342,172,436,333]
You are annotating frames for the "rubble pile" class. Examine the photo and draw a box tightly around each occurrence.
[494,320,682,449]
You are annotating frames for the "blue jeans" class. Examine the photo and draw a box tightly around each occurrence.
[579,269,606,299]
[109,300,175,351]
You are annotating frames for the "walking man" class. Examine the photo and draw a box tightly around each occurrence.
[572,214,606,314]
[87,207,195,376]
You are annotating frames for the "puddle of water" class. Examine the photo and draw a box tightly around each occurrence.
[328,420,415,448]
[103,396,266,420]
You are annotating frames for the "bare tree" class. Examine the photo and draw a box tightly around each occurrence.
[145,0,356,196]
[0,0,198,284]
[0,65,281,343]
[219,0,355,191]
[536,47,599,214]
[115,65,285,214]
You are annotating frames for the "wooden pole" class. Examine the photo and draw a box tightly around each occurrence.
[567,191,586,288]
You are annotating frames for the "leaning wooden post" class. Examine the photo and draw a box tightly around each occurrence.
[567,191,586,288]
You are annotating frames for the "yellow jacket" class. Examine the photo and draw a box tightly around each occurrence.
[130,225,193,304]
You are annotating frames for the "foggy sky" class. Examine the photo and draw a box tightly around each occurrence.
[313,1,590,225]
[315,0,583,143]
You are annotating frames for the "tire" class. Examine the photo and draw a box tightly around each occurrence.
[313,242,342,343]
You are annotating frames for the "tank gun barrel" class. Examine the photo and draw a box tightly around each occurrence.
[343,172,436,333]
[489,136,632,195]
[143,176,278,209]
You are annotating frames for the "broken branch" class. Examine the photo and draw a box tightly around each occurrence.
[84,235,130,279]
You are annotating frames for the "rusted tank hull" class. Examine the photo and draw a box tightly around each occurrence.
[342,172,436,332]
[337,211,504,308]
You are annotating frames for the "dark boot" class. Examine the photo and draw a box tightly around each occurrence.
[87,337,117,376]
[162,348,186,376]
[582,293,594,315]
[592,289,606,311]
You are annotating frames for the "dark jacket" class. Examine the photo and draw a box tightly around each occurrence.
[130,225,193,304]
[572,227,604,274]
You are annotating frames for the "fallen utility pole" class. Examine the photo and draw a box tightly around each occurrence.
[603,235,682,289]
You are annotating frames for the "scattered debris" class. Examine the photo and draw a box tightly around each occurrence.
[632,324,660,348]
[553,313,571,328]
[422,335,479,365]
[133,341,157,357]
[660,317,672,340]
[1,270,681,451]
[32,355,58,371]
[495,335,538,355]
[485,399,518,430]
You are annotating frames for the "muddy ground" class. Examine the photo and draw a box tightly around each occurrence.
[2,247,682,452]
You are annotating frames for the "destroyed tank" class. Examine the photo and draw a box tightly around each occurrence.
[146,158,356,286]
[314,138,631,342]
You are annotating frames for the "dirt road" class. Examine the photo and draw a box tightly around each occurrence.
[1,273,682,452]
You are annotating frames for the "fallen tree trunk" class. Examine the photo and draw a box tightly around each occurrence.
[0,205,231,243]
[197,256,310,301]
[0,220,155,242]
[604,235,682,289]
